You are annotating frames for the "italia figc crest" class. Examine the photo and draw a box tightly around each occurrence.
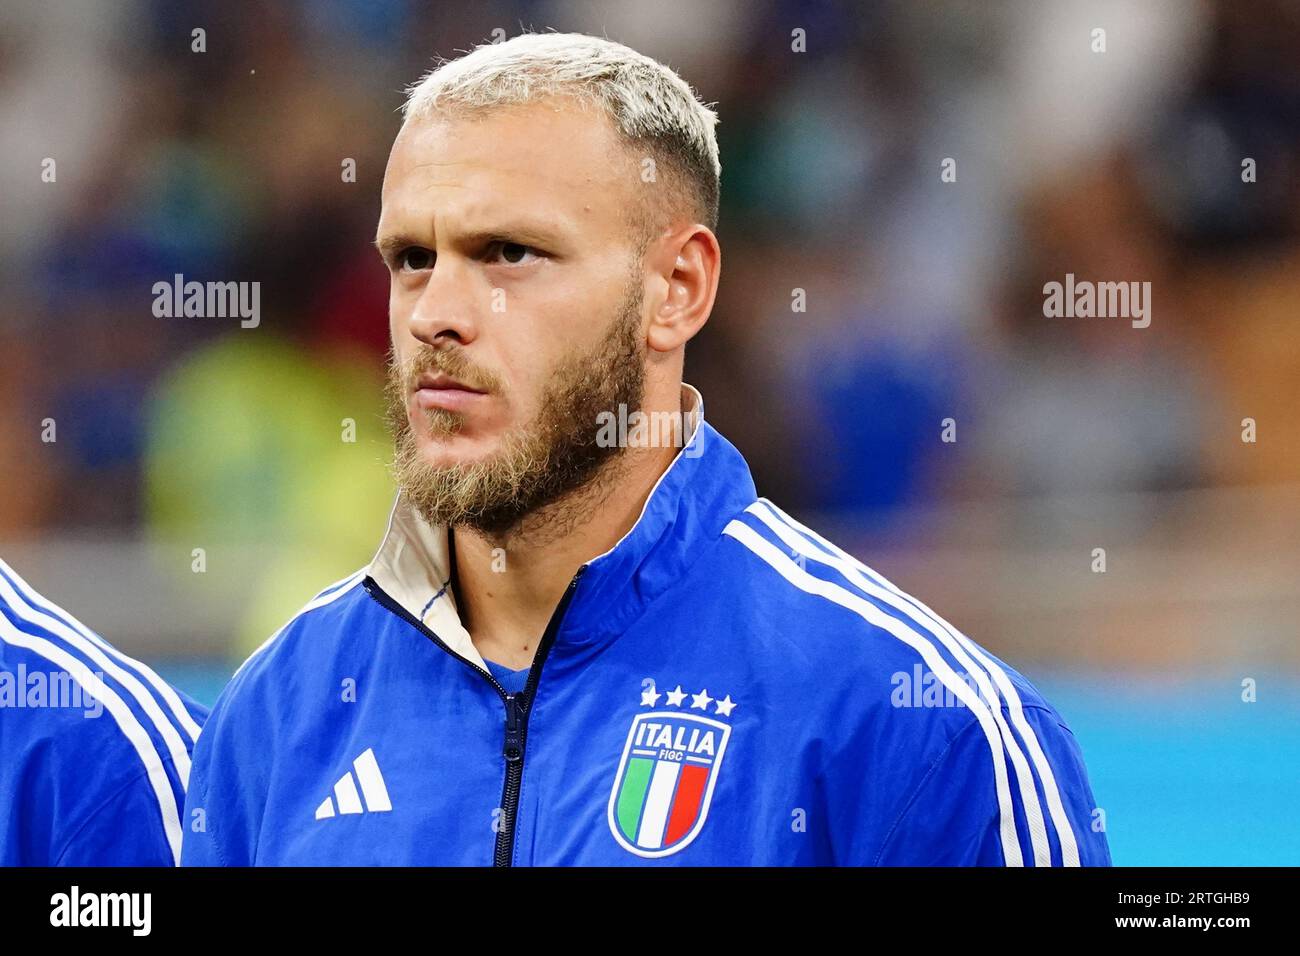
[607,681,737,858]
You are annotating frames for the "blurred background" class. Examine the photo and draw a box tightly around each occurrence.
[1,0,1297,864]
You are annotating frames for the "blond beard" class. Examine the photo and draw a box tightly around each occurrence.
[385,279,645,541]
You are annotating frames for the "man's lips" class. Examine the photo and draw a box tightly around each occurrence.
[412,373,489,412]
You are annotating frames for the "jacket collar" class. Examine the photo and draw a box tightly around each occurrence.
[366,383,757,671]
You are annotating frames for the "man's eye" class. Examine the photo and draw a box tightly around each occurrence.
[398,248,434,272]
[490,242,539,265]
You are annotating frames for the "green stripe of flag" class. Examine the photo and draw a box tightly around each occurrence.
[616,757,655,840]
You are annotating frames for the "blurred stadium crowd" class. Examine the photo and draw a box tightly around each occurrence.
[1,0,1298,865]
[1,0,1297,661]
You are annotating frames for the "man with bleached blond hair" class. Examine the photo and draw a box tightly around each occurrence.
[183,31,1109,867]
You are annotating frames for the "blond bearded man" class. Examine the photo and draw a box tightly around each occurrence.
[183,32,1109,867]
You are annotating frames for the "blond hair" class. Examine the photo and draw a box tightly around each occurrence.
[402,31,721,237]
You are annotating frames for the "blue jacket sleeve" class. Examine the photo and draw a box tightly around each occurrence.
[181,680,262,866]
[874,705,1112,866]
[180,758,230,865]
[54,768,179,866]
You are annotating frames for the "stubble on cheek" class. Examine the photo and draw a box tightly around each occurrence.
[382,265,647,537]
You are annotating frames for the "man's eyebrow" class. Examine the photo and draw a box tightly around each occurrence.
[373,223,565,259]
[458,223,564,248]
[374,233,423,261]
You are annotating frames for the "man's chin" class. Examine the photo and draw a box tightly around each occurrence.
[411,431,502,471]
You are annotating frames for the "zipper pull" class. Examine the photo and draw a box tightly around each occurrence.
[503,693,525,763]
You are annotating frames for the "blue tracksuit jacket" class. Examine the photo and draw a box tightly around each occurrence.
[183,385,1110,866]
[0,559,208,865]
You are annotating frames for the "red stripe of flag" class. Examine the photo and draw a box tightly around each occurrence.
[663,763,709,845]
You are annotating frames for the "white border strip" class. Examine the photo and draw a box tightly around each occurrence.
[0,571,195,787]
[0,615,182,864]
[722,519,1026,866]
[753,498,1080,866]
[746,501,1053,865]
[0,557,201,742]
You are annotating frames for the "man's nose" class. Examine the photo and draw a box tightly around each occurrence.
[407,259,480,347]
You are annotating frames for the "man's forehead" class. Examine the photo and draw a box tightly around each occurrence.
[384,101,627,194]
[377,103,641,248]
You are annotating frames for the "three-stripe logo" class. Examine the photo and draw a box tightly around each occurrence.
[314,748,392,820]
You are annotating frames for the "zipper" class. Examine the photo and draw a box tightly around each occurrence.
[492,566,586,866]
[361,566,587,867]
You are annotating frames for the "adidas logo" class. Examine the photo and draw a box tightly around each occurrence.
[314,747,392,820]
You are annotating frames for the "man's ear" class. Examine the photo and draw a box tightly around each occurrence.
[645,224,721,353]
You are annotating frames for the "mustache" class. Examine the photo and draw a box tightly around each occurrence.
[397,345,503,396]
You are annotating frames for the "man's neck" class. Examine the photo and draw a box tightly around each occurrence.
[451,435,681,672]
